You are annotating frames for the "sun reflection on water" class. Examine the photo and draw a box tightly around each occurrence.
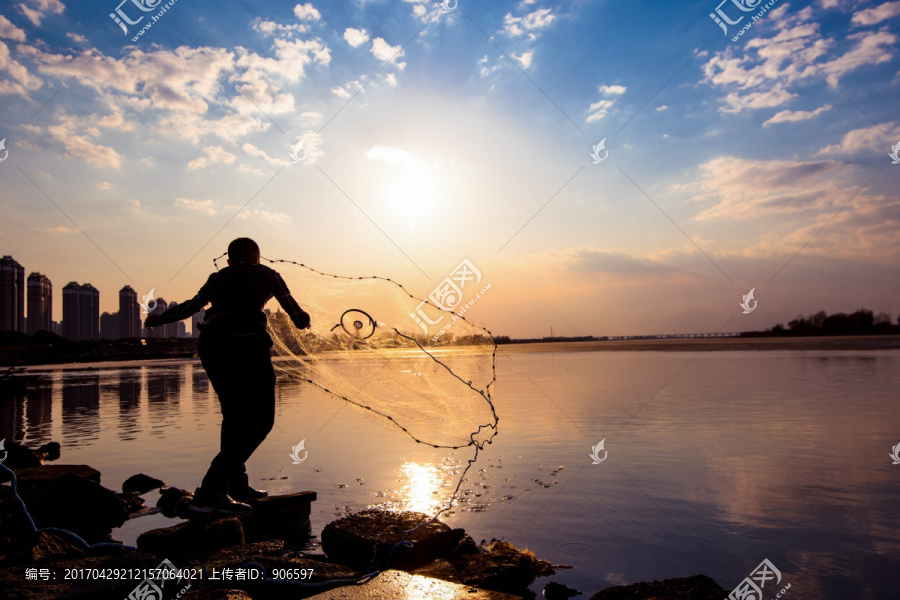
[399,462,446,513]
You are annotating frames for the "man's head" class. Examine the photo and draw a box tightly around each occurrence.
[227,238,261,265]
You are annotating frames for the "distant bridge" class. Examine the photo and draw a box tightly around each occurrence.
[607,332,742,341]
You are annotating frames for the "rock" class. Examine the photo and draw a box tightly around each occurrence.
[239,491,316,545]
[0,440,44,470]
[14,467,127,544]
[14,464,101,492]
[36,442,60,462]
[22,530,87,563]
[137,516,246,562]
[545,581,582,599]
[587,574,727,600]
[414,539,556,597]
[117,492,146,515]
[0,485,35,550]
[0,441,60,471]
[157,486,194,518]
[122,473,165,495]
[321,509,471,572]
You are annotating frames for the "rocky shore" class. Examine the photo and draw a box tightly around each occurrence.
[0,440,728,599]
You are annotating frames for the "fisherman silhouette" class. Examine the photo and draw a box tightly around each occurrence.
[145,238,310,514]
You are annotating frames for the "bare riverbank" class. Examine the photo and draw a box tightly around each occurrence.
[497,334,900,353]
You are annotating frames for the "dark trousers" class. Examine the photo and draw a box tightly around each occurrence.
[197,334,276,496]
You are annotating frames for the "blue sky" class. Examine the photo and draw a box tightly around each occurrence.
[0,0,898,336]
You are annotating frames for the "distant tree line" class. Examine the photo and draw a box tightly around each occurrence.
[764,309,899,336]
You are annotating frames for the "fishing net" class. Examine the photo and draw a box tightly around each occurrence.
[213,256,498,451]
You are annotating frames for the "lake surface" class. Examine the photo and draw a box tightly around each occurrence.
[3,348,899,598]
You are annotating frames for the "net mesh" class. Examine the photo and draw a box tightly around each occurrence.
[214,257,499,451]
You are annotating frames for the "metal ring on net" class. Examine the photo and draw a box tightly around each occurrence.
[329,309,376,340]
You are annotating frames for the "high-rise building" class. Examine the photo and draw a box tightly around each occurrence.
[100,311,119,339]
[118,286,141,339]
[191,307,206,338]
[165,301,180,338]
[62,282,100,341]
[0,255,26,332]
[150,298,168,338]
[79,284,99,341]
[62,282,82,340]
[27,272,53,334]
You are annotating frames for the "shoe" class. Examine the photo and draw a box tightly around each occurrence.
[188,488,252,515]
[230,484,268,501]
[228,473,268,500]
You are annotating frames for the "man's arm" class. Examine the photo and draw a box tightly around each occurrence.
[271,271,310,329]
[145,276,212,328]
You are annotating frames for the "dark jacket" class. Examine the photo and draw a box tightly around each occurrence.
[154,263,310,339]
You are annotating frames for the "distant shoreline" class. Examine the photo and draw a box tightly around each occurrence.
[496,334,900,353]
[17,334,900,372]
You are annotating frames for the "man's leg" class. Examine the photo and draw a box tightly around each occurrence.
[196,338,275,505]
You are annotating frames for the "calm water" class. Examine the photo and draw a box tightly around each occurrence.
[3,348,899,598]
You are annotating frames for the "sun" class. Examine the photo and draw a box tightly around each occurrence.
[388,169,438,223]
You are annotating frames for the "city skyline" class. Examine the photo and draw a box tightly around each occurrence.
[0,253,197,339]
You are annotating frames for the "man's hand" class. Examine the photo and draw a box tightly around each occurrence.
[144,314,163,329]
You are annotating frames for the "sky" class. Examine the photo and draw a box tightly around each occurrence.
[0,0,898,337]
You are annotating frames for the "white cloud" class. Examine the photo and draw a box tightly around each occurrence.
[187,145,237,170]
[344,27,369,47]
[0,15,26,41]
[817,122,900,155]
[232,206,290,223]
[384,72,398,86]
[512,49,533,69]
[17,0,64,26]
[704,9,897,112]
[677,156,849,220]
[503,8,556,36]
[0,40,43,97]
[251,18,310,37]
[371,37,406,69]
[763,104,832,126]
[586,85,627,123]
[598,84,626,96]
[66,32,87,44]
[656,105,670,111]
[174,198,218,215]
[47,116,122,168]
[293,3,321,21]
[721,84,797,113]
[851,1,900,25]
[96,181,111,190]
[242,142,289,167]
[365,145,423,166]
